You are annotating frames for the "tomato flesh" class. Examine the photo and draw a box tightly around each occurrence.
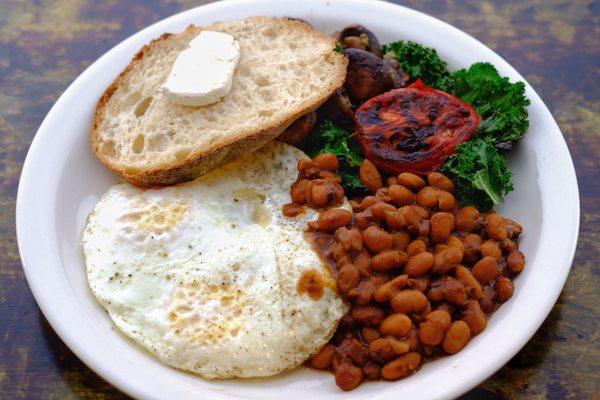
[355,80,480,175]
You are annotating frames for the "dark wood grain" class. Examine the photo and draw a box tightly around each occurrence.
[1,1,598,398]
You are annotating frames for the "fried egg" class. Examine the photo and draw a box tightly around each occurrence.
[83,142,348,378]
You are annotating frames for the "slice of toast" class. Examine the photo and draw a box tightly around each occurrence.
[91,16,347,187]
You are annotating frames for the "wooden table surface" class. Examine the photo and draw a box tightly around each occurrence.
[1,0,598,398]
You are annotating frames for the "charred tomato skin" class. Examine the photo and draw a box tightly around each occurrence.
[355,80,480,175]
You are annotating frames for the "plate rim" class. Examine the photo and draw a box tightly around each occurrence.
[16,0,580,399]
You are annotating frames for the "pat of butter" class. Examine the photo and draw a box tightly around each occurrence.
[161,31,240,106]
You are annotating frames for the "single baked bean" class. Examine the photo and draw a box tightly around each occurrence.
[495,276,515,302]
[507,250,525,272]
[455,206,480,232]
[334,362,363,391]
[486,213,508,241]
[307,179,344,208]
[381,352,421,380]
[361,327,380,344]
[455,265,483,299]
[431,247,463,275]
[391,290,429,314]
[389,184,415,206]
[416,186,439,208]
[481,240,502,260]
[351,306,385,325]
[379,313,413,337]
[419,310,451,345]
[363,226,394,253]
[406,239,427,256]
[505,218,523,238]
[387,176,399,187]
[353,252,372,275]
[393,232,412,251]
[313,153,339,171]
[462,234,482,264]
[442,321,471,354]
[446,235,465,256]
[404,252,434,276]
[500,239,518,253]
[437,191,456,211]
[472,256,499,285]
[374,275,408,303]
[462,300,487,335]
[427,172,455,193]
[360,159,383,193]
[311,344,335,369]
[397,173,426,191]
[430,212,455,244]
[316,209,353,231]
[335,227,363,252]
[372,250,408,271]
[290,179,310,204]
[361,196,380,210]
[363,361,381,379]
[337,264,361,293]
[370,202,397,221]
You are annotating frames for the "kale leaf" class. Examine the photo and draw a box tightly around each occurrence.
[441,137,514,211]
[305,121,366,193]
[450,62,530,149]
[382,40,454,89]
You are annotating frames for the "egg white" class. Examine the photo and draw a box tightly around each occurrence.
[83,142,348,378]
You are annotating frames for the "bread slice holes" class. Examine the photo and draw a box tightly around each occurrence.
[258,110,273,118]
[101,139,117,158]
[259,90,274,102]
[175,148,191,162]
[132,134,145,153]
[122,92,141,108]
[255,76,270,87]
[134,96,153,117]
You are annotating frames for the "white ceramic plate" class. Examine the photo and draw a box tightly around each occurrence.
[16,0,579,399]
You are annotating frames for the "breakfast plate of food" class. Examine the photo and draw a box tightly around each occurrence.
[16,0,579,399]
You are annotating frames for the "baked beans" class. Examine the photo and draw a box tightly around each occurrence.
[287,154,525,390]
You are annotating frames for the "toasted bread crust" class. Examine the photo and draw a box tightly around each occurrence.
[91,17,347,187]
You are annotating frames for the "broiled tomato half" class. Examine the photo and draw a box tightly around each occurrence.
[355,80,480,175]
